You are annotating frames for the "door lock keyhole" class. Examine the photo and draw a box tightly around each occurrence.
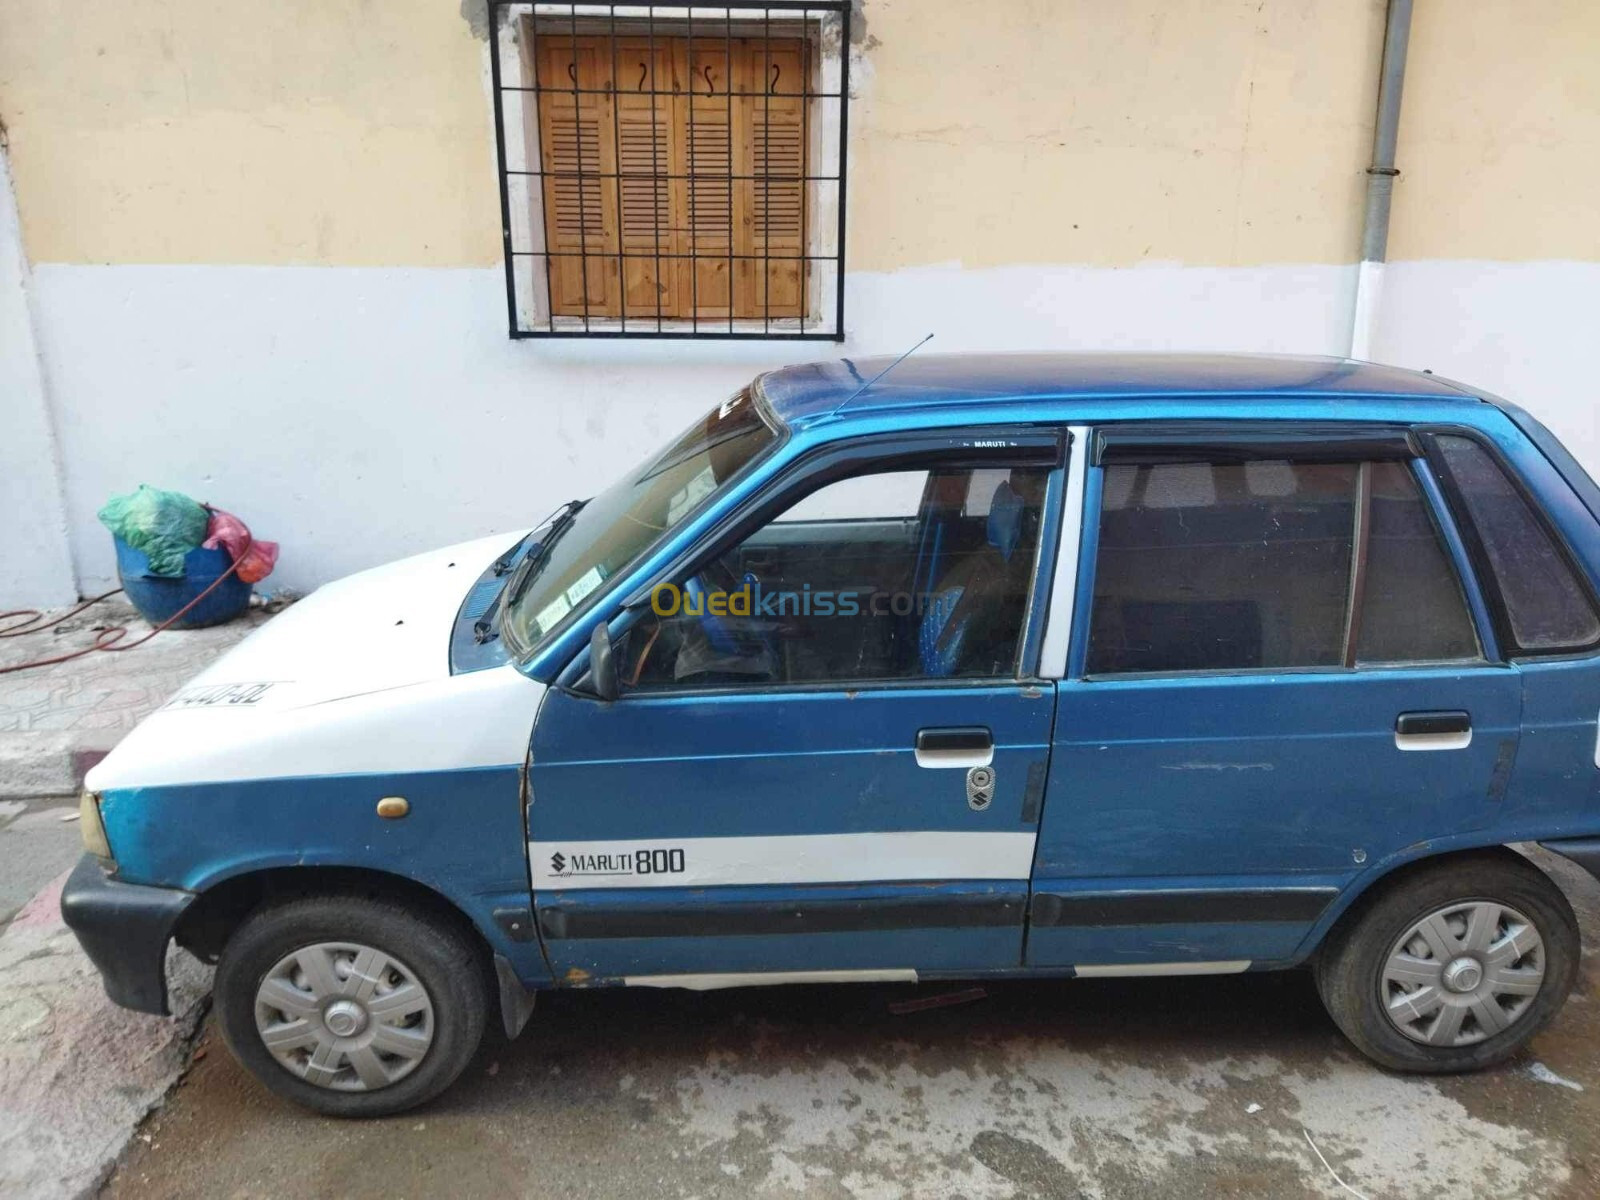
[967,766,995,811]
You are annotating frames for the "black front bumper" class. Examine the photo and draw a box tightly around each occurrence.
[59,854,195,1016]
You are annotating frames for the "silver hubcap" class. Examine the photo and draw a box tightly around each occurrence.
[1380,901,1545,1047]
[254,941,435,1092]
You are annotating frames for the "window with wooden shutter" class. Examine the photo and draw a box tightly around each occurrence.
[490,4,850,340]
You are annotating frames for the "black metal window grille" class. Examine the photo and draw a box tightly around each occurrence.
[489,2,850,340]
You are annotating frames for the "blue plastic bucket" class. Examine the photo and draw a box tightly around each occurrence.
[114,536,252,629]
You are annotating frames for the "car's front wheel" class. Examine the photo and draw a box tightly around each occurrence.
[215,895,488,1116]
[1315,851,1579,1073]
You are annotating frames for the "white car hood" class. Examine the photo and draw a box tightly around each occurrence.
[86,530,549,792]
[172,530,522,710]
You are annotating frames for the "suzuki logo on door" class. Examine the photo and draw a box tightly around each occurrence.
[547,848,686,878]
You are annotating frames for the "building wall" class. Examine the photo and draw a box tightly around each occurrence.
[0,0,1595,595]
[0,150,75,607]
[1372,0,1600,472]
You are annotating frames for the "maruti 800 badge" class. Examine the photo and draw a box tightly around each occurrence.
[548,848,687,879]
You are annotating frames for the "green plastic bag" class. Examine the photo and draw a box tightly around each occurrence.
[97,485,210,578]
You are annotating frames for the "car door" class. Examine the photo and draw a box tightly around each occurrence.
[1029,423,1523,972]
[1422,425,1600,845]
[528,432,1064,984]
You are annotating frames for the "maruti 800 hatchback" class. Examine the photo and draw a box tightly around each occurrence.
[63,354,1600,1116]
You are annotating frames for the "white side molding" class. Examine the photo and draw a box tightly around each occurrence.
[624,969,919,990]
[1073,960,1251,978]
[1038,425,1090,679]
[531,830,1038,890]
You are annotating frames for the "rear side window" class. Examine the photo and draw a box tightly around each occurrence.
[1090,462,1354,673]
[1087,455,1481,675]
[1355,461,1480,664]
[1432,435,1600,654]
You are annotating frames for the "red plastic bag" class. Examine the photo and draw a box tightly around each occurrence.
[202,507,279,584]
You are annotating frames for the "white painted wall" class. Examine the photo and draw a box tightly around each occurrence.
[1374,260,1600,474]
[22,258,1600,597]
[0,151,75,608]
[28,260,1354,595]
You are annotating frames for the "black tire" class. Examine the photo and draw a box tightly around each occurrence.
[1315,851,1579,1073]
[215,895,488,1117]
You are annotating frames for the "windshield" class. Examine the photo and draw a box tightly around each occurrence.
[502,387,779,656]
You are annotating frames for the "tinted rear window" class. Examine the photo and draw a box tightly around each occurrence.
[1089,461,1356,673]
[1354,461,1480,664]
[1434,435,1600,653]
[1088,455,1482,675]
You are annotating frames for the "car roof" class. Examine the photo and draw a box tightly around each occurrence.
[757,352,1482,432]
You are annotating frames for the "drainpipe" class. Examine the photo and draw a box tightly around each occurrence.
[1349,0,1414,360]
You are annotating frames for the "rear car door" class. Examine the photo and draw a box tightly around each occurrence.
[1031,424,1523,971]
[529,432,1066,984]
[1422,425,1600,845]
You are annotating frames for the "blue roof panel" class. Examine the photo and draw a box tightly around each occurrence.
[759,353,1480,430]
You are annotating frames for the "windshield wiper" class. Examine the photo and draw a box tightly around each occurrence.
[473,499,588,644]
[504,498,586,603]
[489,497,577,577]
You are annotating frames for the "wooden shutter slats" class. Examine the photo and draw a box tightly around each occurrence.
[535,32,807,322]
[753,119,804,243]
[683,43,734,317]
[548,118,604,239]
[688,120,733,247]
[736,38,807,316]
[613,40,678,318]
[538,37,619,315]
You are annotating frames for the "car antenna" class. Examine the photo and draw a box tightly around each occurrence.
[829,333,935,418]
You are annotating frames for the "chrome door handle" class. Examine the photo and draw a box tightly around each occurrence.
[915,726,994,769]
[1395,711,1472,751]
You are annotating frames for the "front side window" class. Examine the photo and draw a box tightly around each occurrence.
[1432,435,1600,654]
[1087,452,1481,676]
[618,462,1052,689]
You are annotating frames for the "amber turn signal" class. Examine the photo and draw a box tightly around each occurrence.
[375,796,410,819]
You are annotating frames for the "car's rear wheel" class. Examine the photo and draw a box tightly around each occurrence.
[1315,852,1579,1073]
[215,895,488,1116]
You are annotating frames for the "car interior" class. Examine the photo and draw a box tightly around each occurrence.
[620,464,1052,688]
[1087,458,1481,674]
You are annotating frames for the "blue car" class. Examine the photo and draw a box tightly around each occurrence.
[63,353,1600,1115]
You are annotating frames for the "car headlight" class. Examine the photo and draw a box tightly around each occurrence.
[79,790,114,864]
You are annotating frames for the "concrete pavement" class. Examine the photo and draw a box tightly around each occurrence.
[0,850,212,1200]
[101,850,1600,1200]
[0,598,274,1198]
[0,595,272,797]
[0,796,82,929]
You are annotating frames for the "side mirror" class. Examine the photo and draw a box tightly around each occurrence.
[588,621,619,702]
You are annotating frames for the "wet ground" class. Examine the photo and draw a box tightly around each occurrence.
[105,851,1600,1199]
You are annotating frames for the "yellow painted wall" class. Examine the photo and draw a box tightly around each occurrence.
[0,0,501,266]
[849,0,1382,270]
[0,0,1594,270]
[1387,0,1600,262]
